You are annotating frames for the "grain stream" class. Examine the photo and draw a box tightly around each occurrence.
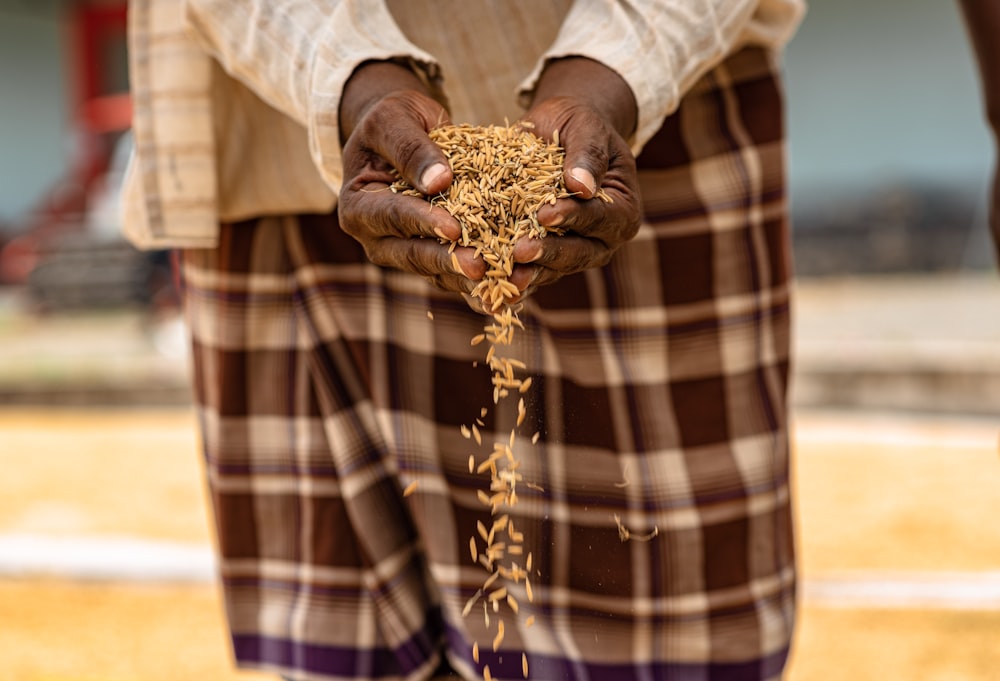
[391,123,607,679]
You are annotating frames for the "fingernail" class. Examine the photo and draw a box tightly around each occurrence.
[433,227,449,241]
[570,167,596,196]
[525,240,544,262]
[542,213,564,228]
[420,163,449,192]
[450,251,468,277]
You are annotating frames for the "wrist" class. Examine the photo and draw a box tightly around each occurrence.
[531,57,637,140]
[339,60,432,143]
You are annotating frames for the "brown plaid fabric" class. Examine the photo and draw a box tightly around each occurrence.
[180,47,796,681]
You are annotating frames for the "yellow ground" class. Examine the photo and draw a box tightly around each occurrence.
[1,408,998,680]
[0,580,269,681]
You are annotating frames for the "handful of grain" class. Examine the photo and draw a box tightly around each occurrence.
[390,122,583,316]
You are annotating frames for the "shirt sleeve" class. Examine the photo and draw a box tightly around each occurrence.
[518,0,803,153]
[182,0,443,193]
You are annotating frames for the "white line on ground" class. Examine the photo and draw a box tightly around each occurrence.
[804,572,1000,610]
[3,534,1000,611]
[793,412,1000,450]
[0,534,215,583]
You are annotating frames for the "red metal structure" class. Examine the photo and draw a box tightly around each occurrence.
[0,0,131,286]
[71,1,131,177]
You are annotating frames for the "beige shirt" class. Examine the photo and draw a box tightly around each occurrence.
[121,0,805,249]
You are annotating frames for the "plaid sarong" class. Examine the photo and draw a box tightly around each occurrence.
[180,47,796,681]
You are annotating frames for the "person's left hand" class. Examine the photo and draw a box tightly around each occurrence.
[506,57,643,299]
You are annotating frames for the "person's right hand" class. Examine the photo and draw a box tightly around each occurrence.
[337,60,487,294]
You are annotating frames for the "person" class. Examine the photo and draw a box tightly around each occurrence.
[122,1,805,679]
[958,0,1000,264]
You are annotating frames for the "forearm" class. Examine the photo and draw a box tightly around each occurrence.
[958,0,1000,262]
[521,0,804,152]
[959,0,1000,135]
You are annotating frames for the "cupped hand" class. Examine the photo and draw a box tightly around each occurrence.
[337,61,486,294]
[507,57,642,298]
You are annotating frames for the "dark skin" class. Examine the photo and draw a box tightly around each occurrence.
[958,0,1000,264]
[337,57,642,303]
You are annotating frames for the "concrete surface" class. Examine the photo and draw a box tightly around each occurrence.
[792,274,1000,414]
[1,273,998,412]
[1,407,999,680]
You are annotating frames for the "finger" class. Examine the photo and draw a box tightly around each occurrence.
[534,195,639,244]
[460,292,488,315]
[512,236,544,264]
[426,272,478,297]
[363,237,485,282]
[362,94,453,195]
[340,184,462,241]
[513,234,614,275]
[557,112,611,200]
[507,263,539,292]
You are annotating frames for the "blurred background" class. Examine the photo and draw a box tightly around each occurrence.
[0,0,998,679]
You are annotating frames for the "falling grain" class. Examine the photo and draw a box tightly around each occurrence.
[614,513,660,542]
[493,619,505,651]
[390,122,574,669]
[463,589,483,617]
[402,480,419,497]
[488,586,508,602]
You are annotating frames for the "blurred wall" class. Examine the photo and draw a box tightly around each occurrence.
[782,0,996,272]
[784,0,991,198]
[0,2,69,226]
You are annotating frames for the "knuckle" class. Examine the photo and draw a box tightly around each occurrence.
[401,244,432,277]
[393,135,427,172]
[362,241,391,267]
[581,139,610,168]
[571,248,596,272]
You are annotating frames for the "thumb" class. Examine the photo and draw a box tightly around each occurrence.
[558,114,610,200]
[367,100,453,195]
[567,167,598,200]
